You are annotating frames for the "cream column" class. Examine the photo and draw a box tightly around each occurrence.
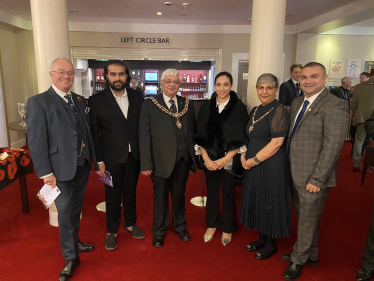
[247,0,287,110]
[30,0,71,224]
[30,0,71,93]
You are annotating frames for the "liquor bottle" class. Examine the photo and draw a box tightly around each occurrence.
[203,76,206,83]
[187,74,190,83]
[141,81,144,89]
[96,73,100,81]
[138,71,141,80]
[200,74,202,83]
[101,74,104,81]
[191,75,194,83]
[183,74,186,83]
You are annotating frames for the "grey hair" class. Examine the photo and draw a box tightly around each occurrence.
[130,77,137,82]
[50,57,72,71]
[161,68,181,81]
[341,77,351,84]
[256,73,279,88]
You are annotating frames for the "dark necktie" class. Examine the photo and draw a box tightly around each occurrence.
[295,83,300,96]
[64,94,77,116]
[288,100,310,160]
[168,99,177,113]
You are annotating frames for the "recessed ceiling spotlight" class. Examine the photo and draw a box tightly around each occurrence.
[157,12,162,15]
[164,2,172,5]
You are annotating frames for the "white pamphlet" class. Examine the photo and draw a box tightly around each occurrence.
[36,184,61,209]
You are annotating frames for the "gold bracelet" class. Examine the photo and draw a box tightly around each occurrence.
[223,158,227,165]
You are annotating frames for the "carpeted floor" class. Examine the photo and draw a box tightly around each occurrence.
[0,142,373,281]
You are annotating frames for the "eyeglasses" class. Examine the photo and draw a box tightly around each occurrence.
[257,86,274,91]
[162,80,180,85]
[51,70,75,77]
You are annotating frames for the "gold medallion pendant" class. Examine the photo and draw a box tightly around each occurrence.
[149,97,189,130]
[176,120,182,129]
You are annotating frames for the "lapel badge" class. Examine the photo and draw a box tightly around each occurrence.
[308,109,311,111]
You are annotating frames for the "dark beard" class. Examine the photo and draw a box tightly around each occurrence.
[109,80,126,91]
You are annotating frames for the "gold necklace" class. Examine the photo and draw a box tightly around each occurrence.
[248,106,274,133]
[150,97,189,129]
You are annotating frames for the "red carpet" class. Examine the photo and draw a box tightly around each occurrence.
[0,142,373,281]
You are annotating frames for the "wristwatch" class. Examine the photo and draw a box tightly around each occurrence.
[253,156,261,164]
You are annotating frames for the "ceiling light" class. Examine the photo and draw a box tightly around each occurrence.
[164,2,172,5]
[157,12,162,15]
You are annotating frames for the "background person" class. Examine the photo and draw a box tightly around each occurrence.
[279,64,303,107]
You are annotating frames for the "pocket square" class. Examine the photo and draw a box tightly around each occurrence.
[85,107,90,114]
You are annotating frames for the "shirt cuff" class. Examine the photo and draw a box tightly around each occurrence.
[194,144,202,155]
[238,145,247,153]
[98,162,103,164]
[40,173,53,179]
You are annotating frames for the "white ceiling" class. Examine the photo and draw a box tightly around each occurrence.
[0,0,360,25]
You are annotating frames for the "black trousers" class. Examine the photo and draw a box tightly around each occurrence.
[105,153,140,234]
[151,158,191,237]
[55,160,89,260]
[362,199,374,273]
[204,168,238,233]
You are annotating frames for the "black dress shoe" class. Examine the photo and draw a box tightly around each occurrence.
[152,236,164,248]
[283,262,303,281]
[356,268,372,281]
[282,253,318,266]
[77,241,94,253]
[176,230,190,242]
[59,258,80,281]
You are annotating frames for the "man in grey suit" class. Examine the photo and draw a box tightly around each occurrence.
[26,58,98,281]
[282,62,348,280]
[350,69,374,171]
[139,68,196,248]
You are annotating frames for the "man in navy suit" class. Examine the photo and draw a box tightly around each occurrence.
[26,58,98,281]
[279,64,303,107]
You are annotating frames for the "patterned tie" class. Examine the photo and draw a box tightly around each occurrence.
[295,83,300,96]
[64,94,77,116]
[168,99,177,113]
[288,100,310,160]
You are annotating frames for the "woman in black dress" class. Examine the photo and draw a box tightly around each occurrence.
[195,72,248,246]
[240,73,291,259]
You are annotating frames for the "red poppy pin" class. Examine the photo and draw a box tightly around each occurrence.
[313,111,318,116]
[77,97,82,102]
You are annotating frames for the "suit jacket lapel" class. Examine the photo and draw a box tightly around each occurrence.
[288,97,303,139]
[288,79,298,97]
[105,88,127,120]
[47,87,75,130]
[156,94,176,137]
[127,88,134,121]
[177,96,188,136]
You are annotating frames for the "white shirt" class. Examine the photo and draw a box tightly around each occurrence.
[163,93,178,112]
[52,84,73,104]
[292,88,324,130]
[292,79,299,86]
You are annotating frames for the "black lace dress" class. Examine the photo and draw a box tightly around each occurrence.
[240,99,291,238]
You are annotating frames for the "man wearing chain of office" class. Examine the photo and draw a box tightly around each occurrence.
[139,68,196,247]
